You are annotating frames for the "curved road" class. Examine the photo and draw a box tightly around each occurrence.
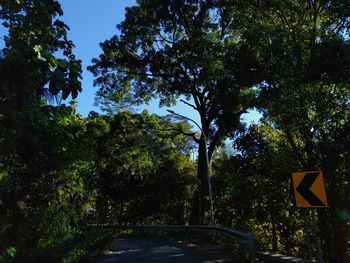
[95,237,233,263]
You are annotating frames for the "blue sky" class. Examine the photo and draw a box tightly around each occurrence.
[59,0,261,126]
[59,0,136,116]
[1,0,261,127]
[60,0,206,124]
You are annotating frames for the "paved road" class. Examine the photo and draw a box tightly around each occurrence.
[95,237,233,262]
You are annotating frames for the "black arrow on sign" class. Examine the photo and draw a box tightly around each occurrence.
[296,172,326,206]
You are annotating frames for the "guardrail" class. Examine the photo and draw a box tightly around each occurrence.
[89,224,256,256]
[258,252,309,263]
[89,224,310,262]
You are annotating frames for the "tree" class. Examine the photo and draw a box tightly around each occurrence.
[91,111,195,225]
[0,0,84,261]
[89,0,259,224]
[0,0,82,105]
[93,89,136,115]
[212,122,350,257]
[0,103,94,262]
[237,1,350,262]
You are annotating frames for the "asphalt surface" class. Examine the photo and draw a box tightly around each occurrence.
[95,237,233,263]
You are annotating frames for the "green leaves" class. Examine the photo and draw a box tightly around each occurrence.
[90,3,259,225]
[4,247,16,258]
[0,1,86,261]
[240,1,350,260]
[0,246,16,262]
[48,58,82,99]
[0,0,82,102]
[92,111,194,224]
[89,0,258,132]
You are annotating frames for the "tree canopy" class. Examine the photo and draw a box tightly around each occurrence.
[1,1,350,262]
[89,0,261,224]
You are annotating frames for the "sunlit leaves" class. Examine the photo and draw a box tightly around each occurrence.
[0,0,82,101]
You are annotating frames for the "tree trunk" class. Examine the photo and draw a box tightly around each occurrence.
[189,137,209,225]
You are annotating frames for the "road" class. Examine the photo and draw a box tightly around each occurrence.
[95,237,233,262]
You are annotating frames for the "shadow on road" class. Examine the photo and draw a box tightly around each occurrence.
[94,237,233,263]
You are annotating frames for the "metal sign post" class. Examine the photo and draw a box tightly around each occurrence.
[312,210,324,263]
[305,210,312,262]
[292,171,328,262]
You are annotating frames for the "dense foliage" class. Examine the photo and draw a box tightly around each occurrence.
[88,0,258,224]
[0,2,195,260]
[0,0,84,261]
[89,111,195,225]
[1,0,349,262]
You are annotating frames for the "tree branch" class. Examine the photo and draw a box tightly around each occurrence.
[171,127,200,144]
[208,127,224,160]
[180,99,198,110]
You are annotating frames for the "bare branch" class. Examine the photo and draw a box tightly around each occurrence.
[157,32,173,45]
[180,99,198,110]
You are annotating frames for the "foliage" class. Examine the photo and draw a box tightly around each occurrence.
[1,0,350,262]
[213,125,306,255]
[0,1,87,262]
[0,104,91,262]
[241,1,350,262]
[94,89,136,115]
[92,111,196,225]
[0,0,82,102]
[89,0,260,224]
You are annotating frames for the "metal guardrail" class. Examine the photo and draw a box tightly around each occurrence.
[89,224,256,256]
[258,252,309,263]
[90,224,310,262]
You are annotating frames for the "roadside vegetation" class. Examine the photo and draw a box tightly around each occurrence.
[1,0,349,262]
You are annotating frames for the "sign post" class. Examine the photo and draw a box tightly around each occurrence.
[312,209,324,263]
[292,171,328,262]
[304,211,312,261]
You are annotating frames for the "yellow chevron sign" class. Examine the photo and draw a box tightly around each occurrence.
[292,171,328,208]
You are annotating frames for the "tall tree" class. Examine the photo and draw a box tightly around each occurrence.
[237,1,350,262]
[0,0,83,261]
[89,0,259,224]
